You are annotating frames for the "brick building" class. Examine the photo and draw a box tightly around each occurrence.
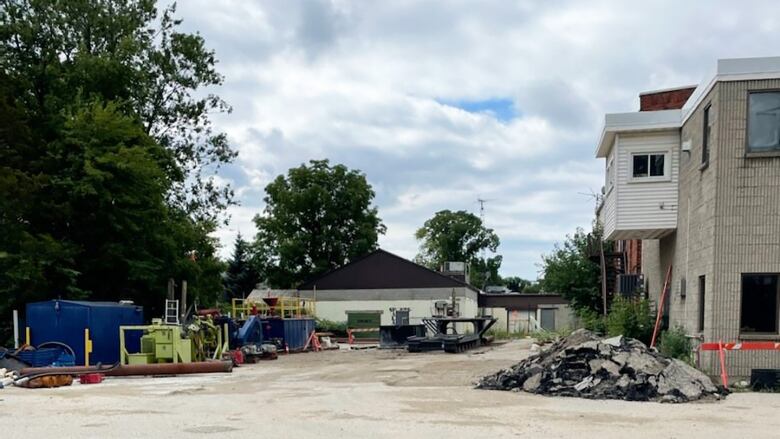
[596,56,780,378]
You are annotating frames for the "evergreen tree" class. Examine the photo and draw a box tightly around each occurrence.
[224,234,260,299]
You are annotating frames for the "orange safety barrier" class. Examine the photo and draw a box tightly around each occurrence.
[303,331,322,352]
[699,340,780,387]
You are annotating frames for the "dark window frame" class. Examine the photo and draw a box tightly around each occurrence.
[698,275,706,332]
[702,104,711,166]
[740,273,780,335]
[746,90,780,154]
[631,152,667,179]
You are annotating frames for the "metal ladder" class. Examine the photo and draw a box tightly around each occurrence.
[164,299,180,325]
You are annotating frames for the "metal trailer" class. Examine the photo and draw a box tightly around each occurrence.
[406,316,497,353]
[25,300,143,366]
[379,324,426,349]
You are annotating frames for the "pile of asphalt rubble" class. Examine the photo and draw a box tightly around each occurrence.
[477,329,727,403]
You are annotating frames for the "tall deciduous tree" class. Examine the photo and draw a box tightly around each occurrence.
[253,160,386,288]
[224,234,260,299]
[539,227,602,313]
[414,210,501,288]
[0,0,235,221]
[0,1,230,341]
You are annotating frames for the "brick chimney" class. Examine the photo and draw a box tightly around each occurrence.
[639,85,696,111]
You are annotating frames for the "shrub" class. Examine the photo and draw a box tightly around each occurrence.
[315,319,348,337]
[659,326,692,362]
[578,308,607,334]
[487,329,527,340]
[605,297,654,344]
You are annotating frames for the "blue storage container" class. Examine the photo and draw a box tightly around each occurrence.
[262,318,315,351]
[25,300,144,366]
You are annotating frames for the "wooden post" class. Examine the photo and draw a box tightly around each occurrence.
[650,265,673,348]
[181,280,188,322]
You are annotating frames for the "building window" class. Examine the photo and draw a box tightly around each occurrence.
[740,274,779,334]
[698,275,706,331]
[702,104,711,165]
[632,153,666,178]
[606,158,615,191]
[748,92,780,152]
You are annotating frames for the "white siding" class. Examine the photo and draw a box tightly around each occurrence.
[614,131,679,233]
[603,142,618,237]
[309,287,479,326]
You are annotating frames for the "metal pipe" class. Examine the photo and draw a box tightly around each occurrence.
[19,361,232,377]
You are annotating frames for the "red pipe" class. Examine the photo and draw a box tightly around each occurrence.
[20,361,232,377]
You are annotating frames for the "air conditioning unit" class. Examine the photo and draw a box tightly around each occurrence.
[443,261,465,273]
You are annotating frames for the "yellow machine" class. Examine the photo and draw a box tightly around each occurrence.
[232,296,315,319]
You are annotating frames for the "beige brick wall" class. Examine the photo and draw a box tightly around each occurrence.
[670,79,780,378]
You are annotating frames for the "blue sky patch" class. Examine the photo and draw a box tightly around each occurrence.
[440,97,518,122]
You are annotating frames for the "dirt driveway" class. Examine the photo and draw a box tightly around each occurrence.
[2,339,779,438]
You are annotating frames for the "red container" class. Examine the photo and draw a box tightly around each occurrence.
[79,373,104,384]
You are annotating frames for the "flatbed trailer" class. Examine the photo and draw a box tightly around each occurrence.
[406,316,497,353]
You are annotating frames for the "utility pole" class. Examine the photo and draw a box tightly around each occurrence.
[476,197,495,288]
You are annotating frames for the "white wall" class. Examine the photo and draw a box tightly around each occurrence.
[615,131,679,232]
[603,142,618,237]
[314,295,479,326]
[481,305,578,333]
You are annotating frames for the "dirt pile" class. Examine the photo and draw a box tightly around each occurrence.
[477,329,725,403]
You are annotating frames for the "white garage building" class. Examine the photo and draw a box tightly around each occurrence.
[297,249,480,328]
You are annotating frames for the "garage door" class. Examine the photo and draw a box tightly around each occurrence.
[540,308,556,331]
[347,311,381,340]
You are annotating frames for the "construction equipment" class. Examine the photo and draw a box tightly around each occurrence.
[186,315,229,362]
[120,320,193,364]
[231,296,315,319]
[407,316,497,353]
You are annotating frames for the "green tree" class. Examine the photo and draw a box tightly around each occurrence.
[470,255,503,288]
[539,227,602,313]
[0,1,230,340]
[414,210,501,288]
[502,276,543,294]
[253,160,385,288]
[224,233,260,299]
[0,0,235,221]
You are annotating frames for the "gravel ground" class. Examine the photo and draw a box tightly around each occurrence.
[2,339,780,438]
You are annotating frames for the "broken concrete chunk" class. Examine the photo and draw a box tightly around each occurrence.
[602,335,624,347]
[523,373,543,392]
[601,360,621,377]
[476,330,725,403]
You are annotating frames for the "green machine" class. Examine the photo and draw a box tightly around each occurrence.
[120,319,193,365]
[119,317,229,365]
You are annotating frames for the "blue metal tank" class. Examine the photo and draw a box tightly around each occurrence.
[262,318,315,352]
[25,300,144,365]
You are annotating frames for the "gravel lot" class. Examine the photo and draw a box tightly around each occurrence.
[2,339,780,438]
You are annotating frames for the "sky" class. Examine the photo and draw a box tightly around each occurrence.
[174,0,780,280]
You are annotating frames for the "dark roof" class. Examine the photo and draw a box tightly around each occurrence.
[298,249,480,292]
[478,293,569,309]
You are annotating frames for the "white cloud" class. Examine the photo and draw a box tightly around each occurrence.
[174,0,780,278]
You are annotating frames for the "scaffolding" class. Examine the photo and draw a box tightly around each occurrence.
[232,296,315,319]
